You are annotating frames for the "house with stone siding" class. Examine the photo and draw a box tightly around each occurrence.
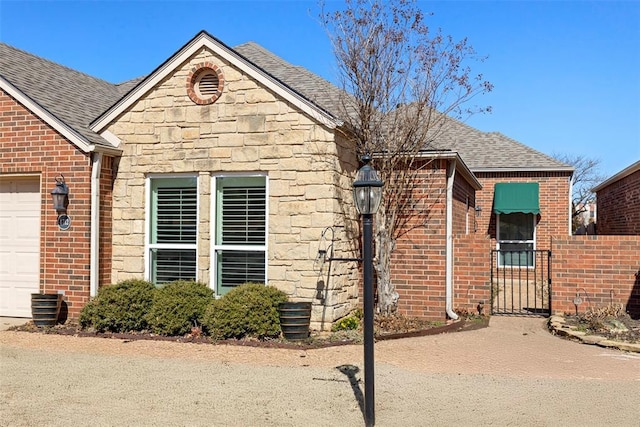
[0,31,574,328]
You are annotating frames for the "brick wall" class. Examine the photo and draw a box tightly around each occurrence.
[99,156,114,287]
[453,234,492,315]
[0,89,93,317]
[551,235,640,318]
[390,160,447,318]
[474,171,572,248]
[596,169,640,235]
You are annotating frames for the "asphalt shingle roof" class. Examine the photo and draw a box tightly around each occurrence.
[0,43,139,148]
[234,41,346,119]
[0,37,571,172]
[430,116,572,171]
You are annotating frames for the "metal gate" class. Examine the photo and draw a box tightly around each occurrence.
[490,250,551,316]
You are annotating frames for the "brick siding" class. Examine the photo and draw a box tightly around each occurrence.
[596,170,640,235]
[551,235,640,318]
[0,89,93,317]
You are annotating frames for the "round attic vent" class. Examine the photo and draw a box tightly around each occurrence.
[187,63,224,105]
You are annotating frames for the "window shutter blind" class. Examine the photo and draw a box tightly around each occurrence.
[155,186,197,243]
[221,186,266,244]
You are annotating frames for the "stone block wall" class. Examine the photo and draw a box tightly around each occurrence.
[105,47,359,329]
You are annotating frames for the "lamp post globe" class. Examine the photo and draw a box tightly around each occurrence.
[353,155,383,215]
[353,154,383,427]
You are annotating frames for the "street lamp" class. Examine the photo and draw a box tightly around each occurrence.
[353,154,383,427]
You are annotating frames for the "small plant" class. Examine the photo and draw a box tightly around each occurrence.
[79,279,155,332]
[331,313,361,332]
[146,280,213,336]
[202,283,288,340]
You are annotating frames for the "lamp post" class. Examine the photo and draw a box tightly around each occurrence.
[353,154,383,427]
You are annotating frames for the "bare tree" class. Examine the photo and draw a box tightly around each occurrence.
[321,0,492,314]
[552,153,606,232]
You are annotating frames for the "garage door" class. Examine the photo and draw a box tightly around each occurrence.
[0,176,41,317]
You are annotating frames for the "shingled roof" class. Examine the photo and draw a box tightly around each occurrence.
[0,35,571,172]
[235,42,570,172]
[234,42,346,119]
[431,116,572,171]
[0,43,140,149]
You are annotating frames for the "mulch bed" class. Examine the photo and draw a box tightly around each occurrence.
[10,314,491,350]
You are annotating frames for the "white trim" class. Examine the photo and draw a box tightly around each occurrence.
[445,160,458,320]
[91,32,341,133]
[568,175,574,235]
[99,130,122,148]
[496,213,537,268]
[592,160,640,192]
[471,167,574,173]
[0,75,122,156]
[89,153,102,297]
[210,172,269,296]
[1,75,94,153]
[145,174,199,283]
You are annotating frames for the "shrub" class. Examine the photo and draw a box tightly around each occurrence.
[79,279,155,332]
[203,283,288,340]
[146,280,214,336]
[331,312,361,332]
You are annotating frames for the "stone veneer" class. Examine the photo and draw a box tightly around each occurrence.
[105,47,359,330]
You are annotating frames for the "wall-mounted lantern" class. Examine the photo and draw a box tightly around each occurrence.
[50,175,69,213]
[50,175,70,230]
[475,205,482,217]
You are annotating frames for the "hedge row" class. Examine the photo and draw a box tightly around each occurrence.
[79,280,288,339]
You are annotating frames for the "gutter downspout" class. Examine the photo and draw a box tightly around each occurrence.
[445,160,459,320]
[568,173,574,235]
[90,152,103,298]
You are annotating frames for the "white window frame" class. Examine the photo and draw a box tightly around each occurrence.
[145,174,199,284]
[210,173,268,296]
[496,212,536,268]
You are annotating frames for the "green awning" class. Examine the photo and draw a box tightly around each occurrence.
[493,182,540,214]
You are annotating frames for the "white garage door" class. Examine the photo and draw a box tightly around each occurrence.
[0,176,41,317]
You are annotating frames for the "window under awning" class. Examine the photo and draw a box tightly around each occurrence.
[493,182,540,214]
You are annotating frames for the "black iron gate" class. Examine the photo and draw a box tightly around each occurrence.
[490,250,551,316]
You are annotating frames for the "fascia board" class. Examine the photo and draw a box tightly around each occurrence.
[378,150,482,190]
[91,32,340,133]
[0,75,93,154]
[471,167,575,174]
[592,160,640,192]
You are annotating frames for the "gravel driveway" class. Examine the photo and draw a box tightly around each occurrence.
[1,317,639,426]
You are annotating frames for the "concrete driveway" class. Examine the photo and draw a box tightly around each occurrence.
[1,316,639,426]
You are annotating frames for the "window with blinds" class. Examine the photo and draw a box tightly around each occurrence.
[214,176,267,295]
[149,177,197,284]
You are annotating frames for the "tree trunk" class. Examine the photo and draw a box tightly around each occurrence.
[375,218,398,315]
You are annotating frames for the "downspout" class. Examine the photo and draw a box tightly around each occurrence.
[445,160,459,320]
[90,152,103,298]
[568,173,574,235]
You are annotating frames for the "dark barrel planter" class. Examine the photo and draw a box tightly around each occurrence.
[31,293,62,327]
[278,302,312,341]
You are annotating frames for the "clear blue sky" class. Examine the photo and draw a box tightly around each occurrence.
[1,0,638,178]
